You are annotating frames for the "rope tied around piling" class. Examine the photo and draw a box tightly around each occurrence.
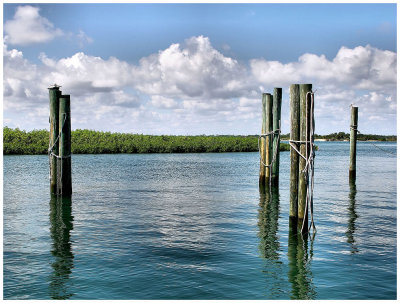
[258,121,281,168]
[350,125,360,134]
[289,91,317,235]
[258,120,281,188]
[48,114,70,180]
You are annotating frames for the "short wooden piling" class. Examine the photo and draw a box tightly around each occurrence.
[265,93,274,186]
[349,106,358,180]
[271,88,282,186]
[57,95,72,196]
[49,85,61,194]
[289,84,300,224]
[298,84,312,233]
[259,94,267,186]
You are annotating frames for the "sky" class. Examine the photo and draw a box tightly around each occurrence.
[3,3,397,135]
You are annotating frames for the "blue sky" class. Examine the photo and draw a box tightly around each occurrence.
[3,3,397,135]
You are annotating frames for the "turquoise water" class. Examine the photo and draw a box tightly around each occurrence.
[3,142,397,299]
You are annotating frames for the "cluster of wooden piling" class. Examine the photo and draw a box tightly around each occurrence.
[259,85,314,233]
[259,88,282,187]
[257,82,362,236]
[48,85,72,196]
[289,84,314,233]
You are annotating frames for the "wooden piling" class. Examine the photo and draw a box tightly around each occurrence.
[265,93,274,186]
[298,84,312,233]
[349,106,358,180]
[57,95,72,196]
[49,86,61,194]
[271,88,282,186]
[289,84,300,224]
[259,94,267,186]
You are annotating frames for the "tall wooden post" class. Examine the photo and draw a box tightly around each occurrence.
[49,85,61,194]
[265,93,274,186]
[298,84,312,233]
[289,84,300,226]
[271,87,282,186]
[259,94,267,186]
[58,95,72,196]
[349,106,358,180]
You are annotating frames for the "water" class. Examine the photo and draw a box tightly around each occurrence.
[3,141,397,299]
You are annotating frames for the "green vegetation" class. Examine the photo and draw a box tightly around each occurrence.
[4,127,290,155]
[280,132,396,142]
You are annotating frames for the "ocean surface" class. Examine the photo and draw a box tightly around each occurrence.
[3,141,397,299]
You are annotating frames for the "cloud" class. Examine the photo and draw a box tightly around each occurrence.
[250,44,396,134]
[3,44,141,132]
[4,5,63,46]
[150,95,180,109]
[76,30,93,48]
[3,43,45,110]
[133,36,251,100]
[39,52,134,95]
[3,36,397,135]
[250,45,396,92]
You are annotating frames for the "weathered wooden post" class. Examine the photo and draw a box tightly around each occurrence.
[259,93,273,186]
[298,84,312,233]
[289,84,300,228]
[271,87,282,186]
[265,93,274,186]
[259,93,267,186]
[57,95,72,196]
[349,106,358,180]
[48,85,61,194]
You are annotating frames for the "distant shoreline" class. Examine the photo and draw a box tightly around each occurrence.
[283,139,397,142]
[3,127,395,155]
[281,132,396,142]
[4,127,291,155]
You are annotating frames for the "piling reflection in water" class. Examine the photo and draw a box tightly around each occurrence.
[287,224,316,299]
[258,184,280,260]
[49,195,74,299]
[258,185,285,298]
[346,178,358,253]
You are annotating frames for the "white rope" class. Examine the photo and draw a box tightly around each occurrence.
[288,140,307,161]
[258,122,281,168]
[48,114,66,154]
[48,114,69,180]
[50,152,71,159]
[350,125,360,133]
[258,120,281,190]
[289,91,317,235]
[302,91,316,232]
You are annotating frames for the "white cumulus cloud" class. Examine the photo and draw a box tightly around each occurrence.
[133,36,251,100]
[2,35,397,135]
[251,45,396,92]
[4,5,63,46]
